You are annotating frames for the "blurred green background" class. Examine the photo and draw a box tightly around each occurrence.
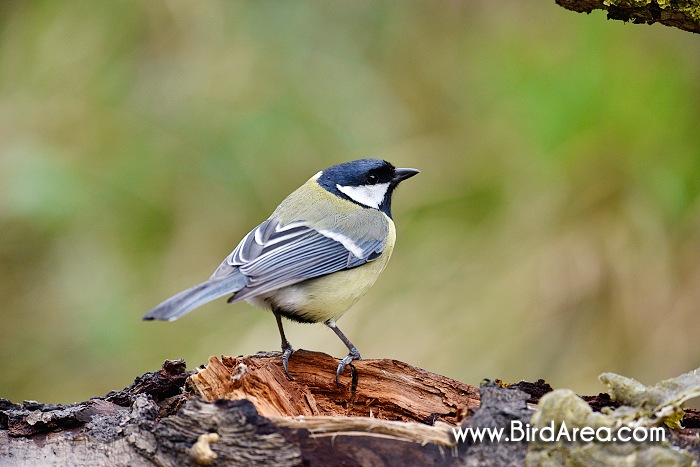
[1,1,699,405]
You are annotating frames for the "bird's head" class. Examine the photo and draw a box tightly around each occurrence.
[316,159,419,217]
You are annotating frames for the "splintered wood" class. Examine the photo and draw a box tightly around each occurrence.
[187,350,479,424]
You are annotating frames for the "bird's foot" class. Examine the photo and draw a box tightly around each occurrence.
[281,344,294,380]
[336,347,361,383]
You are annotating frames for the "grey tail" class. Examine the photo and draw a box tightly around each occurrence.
[142,271,247,322]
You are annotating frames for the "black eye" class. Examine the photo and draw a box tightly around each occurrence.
[367,174,378,185]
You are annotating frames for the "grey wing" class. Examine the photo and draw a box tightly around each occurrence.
[211,217,387,302]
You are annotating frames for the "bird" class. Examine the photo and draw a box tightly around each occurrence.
[143,158,419,381]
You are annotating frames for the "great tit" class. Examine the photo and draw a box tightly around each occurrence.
[143,159,419,381]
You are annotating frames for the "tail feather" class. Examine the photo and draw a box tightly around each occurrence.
[142,271,247,321]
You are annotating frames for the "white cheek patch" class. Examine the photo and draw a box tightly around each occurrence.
[336,183,390,209]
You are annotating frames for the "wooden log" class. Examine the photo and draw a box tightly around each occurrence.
[2,354,699,466]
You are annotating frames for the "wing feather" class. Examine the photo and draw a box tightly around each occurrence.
[212,216,386,302]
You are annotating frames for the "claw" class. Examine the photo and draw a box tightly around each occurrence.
[335,347,361,383]
[274,309,295,380]
[281,345,294,380]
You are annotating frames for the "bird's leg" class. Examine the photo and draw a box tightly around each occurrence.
[273,308,294,380]
[325,320,362,383]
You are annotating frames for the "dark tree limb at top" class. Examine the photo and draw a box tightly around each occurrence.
[556,0,700,34]
[1,352,699,466]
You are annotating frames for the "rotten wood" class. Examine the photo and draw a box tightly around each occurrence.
[187,350,480,424]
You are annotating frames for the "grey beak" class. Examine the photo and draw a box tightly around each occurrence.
[393,168,420,183]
